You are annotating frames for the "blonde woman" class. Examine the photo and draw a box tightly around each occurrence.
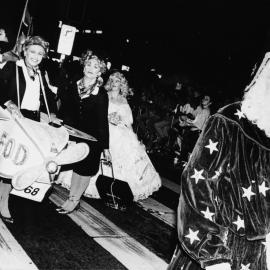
[0,35,57,223]
[56,50,111,214]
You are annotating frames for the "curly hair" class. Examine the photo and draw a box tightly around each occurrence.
[80,49,107,74]
[23,36,49,56]
[104,71,133,98]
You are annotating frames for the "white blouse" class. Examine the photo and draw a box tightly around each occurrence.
[19,60,41,111]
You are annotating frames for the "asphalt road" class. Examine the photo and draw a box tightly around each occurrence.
[4,153,182,270]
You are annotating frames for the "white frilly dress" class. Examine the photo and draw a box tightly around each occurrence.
[57,100,162,201]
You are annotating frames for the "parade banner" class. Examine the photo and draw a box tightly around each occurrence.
[57,24,77,56]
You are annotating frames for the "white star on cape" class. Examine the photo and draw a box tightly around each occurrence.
[242,185,255,201]
[201,207,215,221]
[191,169,205,184]
[185,228,200,244]
[233,215,245,231]
[259,181,270,197]
[205,139,218,154]
[240,263,251,270]
[234,109,245,120]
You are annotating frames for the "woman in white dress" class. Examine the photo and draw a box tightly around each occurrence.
[58,71,161,201]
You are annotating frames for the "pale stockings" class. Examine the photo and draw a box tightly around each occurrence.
[60,172,91,212]
[0,181,12,218]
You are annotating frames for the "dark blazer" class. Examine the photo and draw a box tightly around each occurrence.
[0,61,57,114]
[61,80,109,176]
[62,80,109,150]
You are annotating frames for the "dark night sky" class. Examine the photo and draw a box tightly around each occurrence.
[2,0,270,93]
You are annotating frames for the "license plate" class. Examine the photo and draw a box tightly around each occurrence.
[10,181,51,202]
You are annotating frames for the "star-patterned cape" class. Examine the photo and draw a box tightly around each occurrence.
[173,102,270,269]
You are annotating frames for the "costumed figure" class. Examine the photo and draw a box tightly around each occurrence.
[0,35,57,223]
[58,71,162,201]
[167,52,270,270]
[56,49,111,214]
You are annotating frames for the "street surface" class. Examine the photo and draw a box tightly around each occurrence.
[1,154,182,270]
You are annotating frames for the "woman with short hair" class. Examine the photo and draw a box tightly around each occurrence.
[0,35,57,223]
[56,49,111,214]
[59,71,161,203]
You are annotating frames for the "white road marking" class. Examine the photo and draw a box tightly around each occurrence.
[135,176,179,228]
[0,219,38,270]
[161,177,180,194]
[1,173,179,269]
[137,198,176,228]
[50,186,168,270]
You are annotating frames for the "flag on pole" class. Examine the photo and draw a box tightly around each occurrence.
[19,3,33,40]
[22,7,32,27]
[27,17,33,36]
[16,0,31,43]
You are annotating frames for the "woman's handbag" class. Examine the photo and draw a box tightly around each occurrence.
[96,159,134,211]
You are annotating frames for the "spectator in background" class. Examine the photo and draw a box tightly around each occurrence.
[186,95,212,130]
[168,52,270,270]
[135,91,161,149]
[154,106,174,144]
[179,94,212,161]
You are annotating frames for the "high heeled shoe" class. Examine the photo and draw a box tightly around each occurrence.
[56,196,80,215]
[0,214,14,224]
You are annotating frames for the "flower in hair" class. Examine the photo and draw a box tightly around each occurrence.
[80,49,107,74]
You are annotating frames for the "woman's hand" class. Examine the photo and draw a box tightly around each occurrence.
[50,113,57,121]
[108,112,121,125]
[103,149,111,163]
[4,100,23,119]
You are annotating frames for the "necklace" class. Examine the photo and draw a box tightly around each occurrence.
[25,63,38,80]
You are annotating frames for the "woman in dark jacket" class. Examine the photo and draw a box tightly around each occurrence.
[57,49,111,214]
[0,36,57,120]
[0,35,57,223]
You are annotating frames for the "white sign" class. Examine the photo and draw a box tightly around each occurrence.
[121,65,130,71]
[11,182,51,202]
[57,24,77,55]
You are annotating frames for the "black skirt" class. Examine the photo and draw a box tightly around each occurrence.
[68,136,102,177]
